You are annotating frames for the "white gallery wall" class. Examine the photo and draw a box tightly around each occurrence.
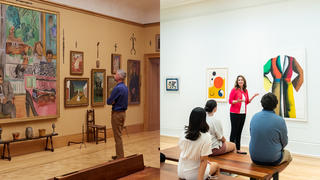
[160,0,320,157]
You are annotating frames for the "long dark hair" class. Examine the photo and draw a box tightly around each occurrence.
[234,75,247,92]
[204,99,217,113]
[185,107,209,141]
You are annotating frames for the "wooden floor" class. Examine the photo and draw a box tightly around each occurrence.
[0,131,160,180]
[160,135,320,180]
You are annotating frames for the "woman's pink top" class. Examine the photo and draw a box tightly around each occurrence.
[229,87,249,114]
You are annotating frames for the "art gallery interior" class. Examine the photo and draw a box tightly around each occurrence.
[0,0,319,179]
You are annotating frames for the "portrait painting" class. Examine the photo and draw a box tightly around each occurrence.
[70,51,83,75]
[166,78,179,91]
[263,49,306,121]
[64,78,89,107]
[206,68,228,102]
[111,54,121,74]
[0,3,59,122]
[107,76,117,99]
[91,69,105,106]
[127,60,140,105]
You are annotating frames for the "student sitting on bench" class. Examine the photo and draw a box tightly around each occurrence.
[178,107,219,180]
[249,93,292,166]
[205,100,236,156]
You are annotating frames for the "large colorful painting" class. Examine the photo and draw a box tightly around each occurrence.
[263,49,306,121]
[0,3,59,122]
[64,78,88,107]
[207,68,228,102]
[127,60,140,105]
[91,69,105,107]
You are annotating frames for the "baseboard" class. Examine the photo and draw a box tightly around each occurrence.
[0,123,144,157]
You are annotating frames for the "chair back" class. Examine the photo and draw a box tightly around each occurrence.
[87,109,95,126]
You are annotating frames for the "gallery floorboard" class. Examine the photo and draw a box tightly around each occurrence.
[0,131,160,180]
[160,135,320,180]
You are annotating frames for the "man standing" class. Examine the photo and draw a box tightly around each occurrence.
[249,93,292,165]
[107,69,128,160]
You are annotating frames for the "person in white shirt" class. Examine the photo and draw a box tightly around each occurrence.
[178,107,219,180]
[205,100,236,156]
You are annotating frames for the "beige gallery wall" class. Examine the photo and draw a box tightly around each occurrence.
[0,0,160,142]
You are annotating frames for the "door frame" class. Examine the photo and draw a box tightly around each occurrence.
[144,53,160,131]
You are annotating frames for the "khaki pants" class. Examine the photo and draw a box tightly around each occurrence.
[280,149,292,164]
[111,111,126,158]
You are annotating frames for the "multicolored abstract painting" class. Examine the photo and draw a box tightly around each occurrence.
[263,49,306,121]
[207,68,228,102]
[0,2,58,121]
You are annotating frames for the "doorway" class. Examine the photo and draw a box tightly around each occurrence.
[144,53,160,131]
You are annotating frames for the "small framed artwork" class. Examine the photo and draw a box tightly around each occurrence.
[206,68,228,102]
[107,76,117,98]
[166,78,179,91]
[111,54,121,74]
[91,69,106,106]
[64,78,89,107]
[155,34,160,52]
[127,60,140,105]
[70,51,84,75]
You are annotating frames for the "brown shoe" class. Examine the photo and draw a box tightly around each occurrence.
[112,156,118,160]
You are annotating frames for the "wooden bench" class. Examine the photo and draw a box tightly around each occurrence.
[0,133,58,161]
[161,146,290,180]
[160,162,241,180]
[51,154,158,180]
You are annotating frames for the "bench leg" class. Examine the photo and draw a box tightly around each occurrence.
[272,172,279,180]
[250,178,257,180]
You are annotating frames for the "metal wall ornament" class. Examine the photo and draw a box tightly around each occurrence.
[130,33,136,55]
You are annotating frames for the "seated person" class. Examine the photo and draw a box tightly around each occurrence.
[0,67,16,118]
[178,107,219,180]
[249,93,292,165]
[205,100,236,156]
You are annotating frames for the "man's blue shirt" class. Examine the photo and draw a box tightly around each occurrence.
[249,110,288,163]
[107,82,128,111]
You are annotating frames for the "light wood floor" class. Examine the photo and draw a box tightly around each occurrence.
[0,130,160,180]
[160,135,320,180]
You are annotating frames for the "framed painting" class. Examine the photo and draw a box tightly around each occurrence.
[64,78,89,107]
[70,51,84,75]
[127,60,140,105]
[166,78,179,91]
[206,68,228,102]
[0,2,60,123]
[91,69,106,107]
[263,49,306,121]
[111,54,121,74]
[155,34,160,52]
[107,76,117,99]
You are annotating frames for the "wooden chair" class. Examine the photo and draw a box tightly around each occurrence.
[86,109,106,144]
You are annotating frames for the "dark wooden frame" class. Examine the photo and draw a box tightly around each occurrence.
[127,60,141,105]
[155,34,160,52]
[111,53,121,74]
[107,76,117,99]
[64,77,89,107]
[70,51,84,75]
[91,69,106,107]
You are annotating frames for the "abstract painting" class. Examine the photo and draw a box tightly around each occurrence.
[91,69,105,106]
[127,60,140,105]
[263,49,306,121]
[166,78,179,91]
[0,2,59,122]
[207,68,228,102]
[64,78,89,107]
